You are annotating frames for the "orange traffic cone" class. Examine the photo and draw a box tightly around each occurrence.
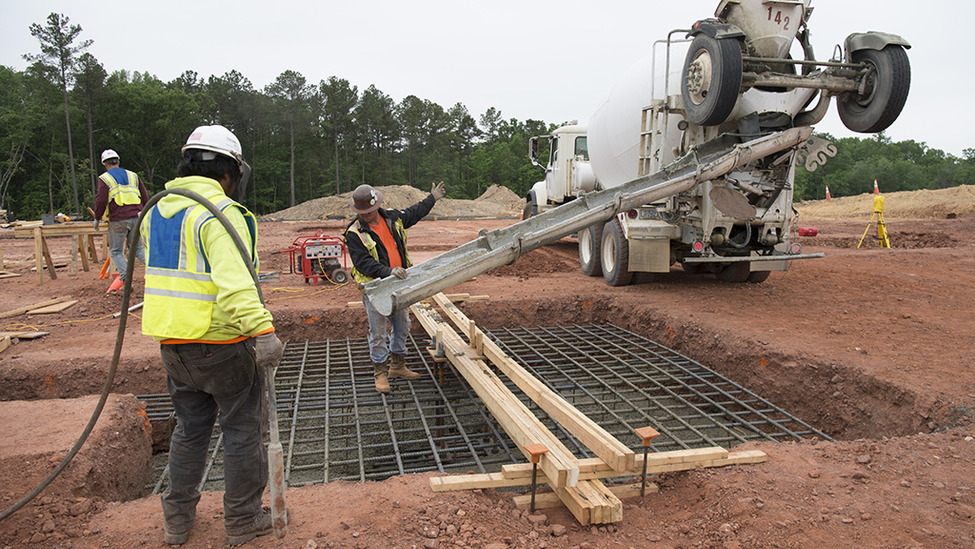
[106,272,123,294]
[825,186,831,201]
[873,179,880,195]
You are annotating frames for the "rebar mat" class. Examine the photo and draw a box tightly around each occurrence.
[143,323,830,493]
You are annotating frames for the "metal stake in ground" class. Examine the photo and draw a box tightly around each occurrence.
[524,444,549,513]
[635,427,661,497]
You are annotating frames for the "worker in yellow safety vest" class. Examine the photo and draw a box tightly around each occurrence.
[141,125,286,547]
[94,149,149,291]
[344,181,446,393]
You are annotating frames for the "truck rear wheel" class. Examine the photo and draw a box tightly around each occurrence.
[681,34,743,127]
[579,224,603,277]
[746,270,771,283]
[716,262,750,283]
[601,218,633,287]
[837,45,911,133]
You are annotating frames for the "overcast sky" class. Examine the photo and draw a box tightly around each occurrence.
[1,0,968,157]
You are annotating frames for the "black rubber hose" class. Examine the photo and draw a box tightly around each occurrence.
[0,188,262,522]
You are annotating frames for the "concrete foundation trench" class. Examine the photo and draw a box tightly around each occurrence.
[141,323,831,494]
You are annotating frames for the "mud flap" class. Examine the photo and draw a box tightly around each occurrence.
[628,237,671,273]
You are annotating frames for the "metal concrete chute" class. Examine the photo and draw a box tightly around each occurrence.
[366,125,813,316]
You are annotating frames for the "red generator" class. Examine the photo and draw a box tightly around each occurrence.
[286,231,349,285]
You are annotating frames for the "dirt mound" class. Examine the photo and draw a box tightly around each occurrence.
[268,184,524,220]
[796,184,975,220]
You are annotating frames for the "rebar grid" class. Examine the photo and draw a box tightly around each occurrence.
[144,324,829,493]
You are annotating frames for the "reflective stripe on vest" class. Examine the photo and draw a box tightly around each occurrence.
[99,169,142,207]
[346,217,410,284]
[141,188,257,340]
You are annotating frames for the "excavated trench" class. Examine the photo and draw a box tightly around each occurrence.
[0,295,940,496]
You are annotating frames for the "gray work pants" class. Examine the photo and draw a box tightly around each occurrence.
[108,217,145,281]
[160,339,268,535]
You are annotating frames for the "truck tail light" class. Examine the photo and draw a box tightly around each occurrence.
[791,243,802,254]
[692,241,705,252]
[627,210,638,218]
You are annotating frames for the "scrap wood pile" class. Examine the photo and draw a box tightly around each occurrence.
[411,293,767,525]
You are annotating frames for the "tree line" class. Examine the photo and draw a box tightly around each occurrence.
[2,13,973,221]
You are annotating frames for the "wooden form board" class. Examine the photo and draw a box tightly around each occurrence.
[430,449,767,492]
[512,482,658,511]
[411,300,579,488]
[0,297,73,319]
[411,295,623,525]
[432,293,635,473]
[27,299,78,315]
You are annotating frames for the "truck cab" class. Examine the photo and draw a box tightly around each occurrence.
[525,123,595,219]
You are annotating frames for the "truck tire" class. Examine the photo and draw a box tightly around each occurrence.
[716,262,750,283]
[601,218,633,287]
[579,224,603,277]
[837,45,911,133]
[746,270,771,283]
[681,34,743,127]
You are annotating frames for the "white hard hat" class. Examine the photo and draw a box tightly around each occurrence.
[101,149,119,162]
[182,125,244,166]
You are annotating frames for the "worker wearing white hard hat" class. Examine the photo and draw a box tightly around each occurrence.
[141,124,284,546]
[94,148,149,292]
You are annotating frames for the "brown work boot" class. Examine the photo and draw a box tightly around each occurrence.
[373,360,390,393]
[388,353,421,380]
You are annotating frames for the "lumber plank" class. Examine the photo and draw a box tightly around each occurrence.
[11,332,49,340]
[0,296,73,319]
[40,230,56,281]
[503,448,766,481]
[411,301,579,488]
[430,472,526,492]
[512,481,650,514]
[0,272,22,279]
[34,227,44,285]
[432,293,635,473]
[0,331,30,338]
[27,299,78,315]
[0,336,10,354]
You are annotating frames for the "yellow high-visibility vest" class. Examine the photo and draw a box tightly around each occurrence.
[99,169,142,207]
[141,183,257,340]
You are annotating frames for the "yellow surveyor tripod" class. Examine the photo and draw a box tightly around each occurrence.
[857,194,891,249]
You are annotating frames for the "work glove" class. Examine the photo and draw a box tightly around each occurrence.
[431,181,446,201]
[255,332,283,368]
[92,219,99,231]
[390,266,408,279]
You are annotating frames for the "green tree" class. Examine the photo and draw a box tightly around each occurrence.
[319,76,358,194]
[73,52,106,199]
[265,70,313,207]
[24,12,92,216]
[355,85,399,187]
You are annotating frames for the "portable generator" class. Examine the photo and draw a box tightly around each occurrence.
[285,231,349,285]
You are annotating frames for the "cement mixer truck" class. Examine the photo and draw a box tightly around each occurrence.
[364,0,911,315]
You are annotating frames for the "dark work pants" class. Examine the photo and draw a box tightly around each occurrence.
[160,339,268,535]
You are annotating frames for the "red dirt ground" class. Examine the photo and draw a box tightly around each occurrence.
[1,196,974,549]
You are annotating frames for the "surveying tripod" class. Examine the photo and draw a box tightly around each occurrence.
[857,194,891,249]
